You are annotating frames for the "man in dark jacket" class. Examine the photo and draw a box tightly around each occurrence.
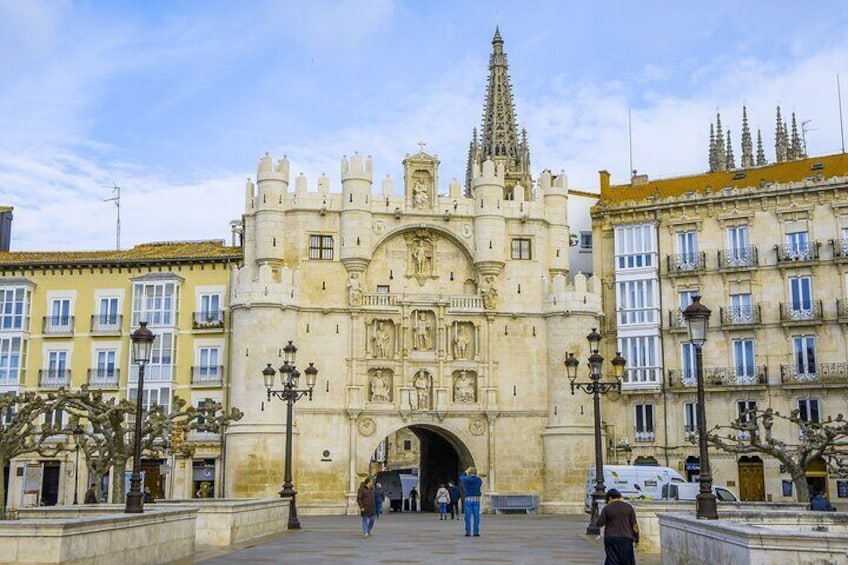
[84,484,98,504]
[356,478,377,537]
[596,488,639,565]
[810,491,836,511]
[374,482,385,518]
[447,481,460,520]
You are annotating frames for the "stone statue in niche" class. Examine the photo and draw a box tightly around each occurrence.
[347,272,363,306]
[371,321,393,358]
[481,275,499,310]
[452,323,474,360]
[412,181,429,208]
[411,370,432,410]
[412,311,433,351]
[453,371,476,403]
[404,229,438,284]
[412,239,431,275]
[369,370,391,403]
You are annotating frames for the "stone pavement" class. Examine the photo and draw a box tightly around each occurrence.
[176,513,661,565]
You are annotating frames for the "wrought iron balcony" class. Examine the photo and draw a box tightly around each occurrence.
[830,238,848,260]
[87,368,120,388]
[38,369,71,388]
[719,304,762,327]
[667,366,768,389]
[775,241,820,264]
[191,365,224,386]
[666,252,706,275]
[42,316,74,336]
[634,431,655,443]
[717,246,758,269]
[838,299,848,321]
[667,309,687,331]
[90,314,122,335]
[192,311,225,330]
[780,363,848,385]
[779,300,823,324]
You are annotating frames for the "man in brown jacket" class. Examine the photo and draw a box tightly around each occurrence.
[356,477,377,537]
[596,488,639,565]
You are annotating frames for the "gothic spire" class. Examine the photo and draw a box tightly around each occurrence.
[756,128,767,166]
[740,106,753,168]
[715,113,727,171]
[726,130,736,170]
[775,106,788,162]
[790,112,805,160]
[467,28,533,199]
[708,123,718,172]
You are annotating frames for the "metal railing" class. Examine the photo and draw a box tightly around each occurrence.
[667,309,687,330]
[830,238,848,259]
[717,246,758,269]
[719,304,762,326]
[191,365,224,386]
[666,252,706,274]
[634,431,655,442]
[668,366,768,388]
[779,300,823,323]
[42,316,74,335]
[192,311,225,329]
[38,369,71,388]
[90,314,122,334]
[780,363,848,384]
[775,242,820,263]
[87,368,120,388]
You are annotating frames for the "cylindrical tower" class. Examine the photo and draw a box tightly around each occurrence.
[340,153,374,273]
[542,170,570,276]
[472,159,506,276]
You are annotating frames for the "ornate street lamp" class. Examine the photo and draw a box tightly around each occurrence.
[263,341,318,530]
[126,321,155,513]
[681,294,718,520]
[72,424,84,504]
[567,328,626,535]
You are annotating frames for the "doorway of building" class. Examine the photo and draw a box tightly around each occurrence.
[41,461,60,506]
[141,460,164,500]
[738,456,765,501]
[371,424,474,513]
[806,457,829,498]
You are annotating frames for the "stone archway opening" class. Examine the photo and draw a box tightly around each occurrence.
[371,424,475,513]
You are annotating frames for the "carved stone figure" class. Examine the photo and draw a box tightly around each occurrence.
[454,371,476,403]
[372,321,392,358]
[453,324,472,360]
[413,181,429,208]
[370,370,391,403]
[412,312,433,350]
[413,239,430,275]
[412,371,432,410]
[347,273,363,306]
[481,275,499,309]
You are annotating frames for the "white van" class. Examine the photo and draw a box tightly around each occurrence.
[662,482,739,502]
[585,465,686,512]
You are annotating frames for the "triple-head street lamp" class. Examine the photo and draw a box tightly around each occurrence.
[566,328,626,536]
[126,321,155,514]
[681,295,718,520]
[262,340,318,530]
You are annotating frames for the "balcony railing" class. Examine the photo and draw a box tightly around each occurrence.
[42,316,74,335]
[830,238,848,259]
[38,369,71,388]
[87,368,120,388]
[683,427,698,442]
[780,363,848,385]
[838,299,848,320]
[719,304,762,327]
[668,366,768,388]
[666,252,706,275]
[192,311,225,330]
[775,242,820,263]
[90,314,122,334]
[634,431,655,443]
[667,309,687,331]
[360,293,485,310]
[191,365,224,386]
[717,246,758,269]
[779,300,823,323]
[129,365,173,383]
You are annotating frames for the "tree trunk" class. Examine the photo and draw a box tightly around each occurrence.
[0,454,7,519]
[792,472,811,503]
[112,457,128,504]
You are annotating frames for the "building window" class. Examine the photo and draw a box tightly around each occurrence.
[46,350,68,383]
[737,399,757,440]
[614,224,656,270]
[729,293,753,323]
[789,276,813,315]
[618,335,661,384]
[93,350,117,383]
[798,398,820,423]
[683,402,697,440]
[793,335,816,377]
[97,297,119,325]
[616,279,656,325]
[634,404,655,442]
[132,281,177,326]
[197,347,221,383]
[131,332,175,383]
[0,286,30,330]
[46,298,72,332]
[579,232,593,250]
[309,235,334,260]
[677,231,698,267]
[681,342,696,381]
[403,439,412,450]
[376,285,390,294]
[733,339,755,380]
[1,398,15,426]
[129,385,171,414]
[199,294,221,322]
[44,407,64,429]
[511,238,532,260]
[0,337,24,385]
[786,231,810,259]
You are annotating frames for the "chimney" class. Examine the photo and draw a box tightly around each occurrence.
[599,170,611,193]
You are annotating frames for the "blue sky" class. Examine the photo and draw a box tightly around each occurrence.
[1,0,847,251]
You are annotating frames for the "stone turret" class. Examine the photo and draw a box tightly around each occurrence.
[471,159,506,276]
[254,154,290,266]
[541,170,569,276]
[340,152,374,273]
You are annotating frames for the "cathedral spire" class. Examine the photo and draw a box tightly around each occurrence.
[756,128,767,166]
[708,123,717,172]
[715,113,727,171]
[790,112,805,160]
[775,106,788,162]
[466,28,533,199]
[726,130,736,170]
[740,106,753,168]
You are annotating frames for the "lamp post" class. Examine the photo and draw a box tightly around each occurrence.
[125,321,155,514]
[566,328,626,536]
[681,295,718,520]
[262,340,318,530]
[72,424,84,504]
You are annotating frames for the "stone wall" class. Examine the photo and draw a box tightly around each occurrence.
[158,498,290,545]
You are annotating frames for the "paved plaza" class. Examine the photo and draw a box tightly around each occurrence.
[177,513,660,565]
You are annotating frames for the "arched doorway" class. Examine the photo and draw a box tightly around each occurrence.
[737,455,765,501]
[371,424,475,513]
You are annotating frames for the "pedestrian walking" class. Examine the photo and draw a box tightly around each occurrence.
[84,484,98,504]
[436,483,450,519]
[447,481,460,519]
[596,488,639,565]
[357,478,377,537]
[374,482,385,518]
[459,466,483,537]
[409,487,419,512]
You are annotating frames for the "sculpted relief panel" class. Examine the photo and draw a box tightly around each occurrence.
[370,319,395,358]
[451,322,476,360]
[453,370,477,403]
[369,369,392,403]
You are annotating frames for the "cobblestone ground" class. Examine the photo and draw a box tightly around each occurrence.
[175,513,660,565]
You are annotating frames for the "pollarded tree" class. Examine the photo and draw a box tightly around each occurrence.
[706,407,848,502]
[57,387,242,503]
[0,391,67,517]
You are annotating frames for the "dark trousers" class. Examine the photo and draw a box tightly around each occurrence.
[603,537,636,565]
[448,501,459,519]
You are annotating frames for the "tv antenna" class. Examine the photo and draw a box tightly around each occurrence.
[103,183,121,250]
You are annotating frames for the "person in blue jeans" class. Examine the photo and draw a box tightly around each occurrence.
[459,466,483,537]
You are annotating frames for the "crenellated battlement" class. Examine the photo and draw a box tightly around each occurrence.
[546,272,602,314]
[257,153,290,183]
[341,152,374,181]
[471,159,505,189]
